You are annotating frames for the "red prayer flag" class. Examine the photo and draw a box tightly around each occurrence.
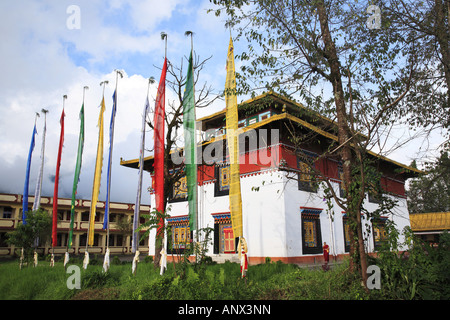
[52,108,65,247]
[154,58,167,235]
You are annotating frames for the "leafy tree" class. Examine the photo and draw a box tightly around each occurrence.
[210,0,424,288]
[385,0,450,131]
[7,208,52,265]
[407,151,450,213]
[145,51,220,267]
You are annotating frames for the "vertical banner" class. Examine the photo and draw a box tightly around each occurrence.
[183,51,197,231]
[153,58,167,236]
[68,103,85,248]
[225,37,243,238]
[104,89,118,231]
[22,121,37,223]
[88,97,105,246]
[52,104,66,247]
[33,110,47,212]
[132,96,150,253]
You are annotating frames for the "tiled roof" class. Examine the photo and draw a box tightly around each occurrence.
[410,212,450,232]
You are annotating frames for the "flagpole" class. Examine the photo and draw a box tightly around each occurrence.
[33,109,48,212]
[105,70,123,250]
[185,30,199,246]
[66,86,88,268]
[22,112,39,224]
[86,81,107,260]
[51,94,66,267]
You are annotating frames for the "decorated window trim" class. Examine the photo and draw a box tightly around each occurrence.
[166,215,192,253]
[297,150,318,193]
[212,213,238,254]
[300,207,323,254]
[371,216,389,250]
[214,164,230,197]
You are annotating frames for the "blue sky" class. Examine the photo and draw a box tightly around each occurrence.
[0,0,234,205]
[0,0,445,207]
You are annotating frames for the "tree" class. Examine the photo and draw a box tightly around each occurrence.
[7,208,52,265]
[210,0,421,288]
[146,52,220,267]
[407,151,450,213]
[385,0,450,132]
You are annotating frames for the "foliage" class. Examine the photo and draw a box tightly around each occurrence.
[372,225,450,300]
[6,208,52,265]
[407,151,450,213]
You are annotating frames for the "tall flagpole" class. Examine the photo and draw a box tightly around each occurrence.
[66,86,88,268]
[51,95,67,267]
[33,109,48,212]
[86,81,107,269]
[183,30,198,244]
[152,32,168,269]
[104,70,123,245]
[131,77,153,275]
[22,112,39,224]
[103,70,122,273]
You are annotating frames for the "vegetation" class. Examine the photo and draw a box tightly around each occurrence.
[407,151,450,214]
[6,208,52,265]
[0,227,448,300]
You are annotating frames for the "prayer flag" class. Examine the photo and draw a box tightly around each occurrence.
[52,108,65,247]
[68,103,84,248]
[32,112,47,212]
[183,51,197,231]
[132,96,150,253]
[225,37,243,238]
[153,58,167,236]
[22,123,37,224]
[103,90,118,230]
[88,97,105,246]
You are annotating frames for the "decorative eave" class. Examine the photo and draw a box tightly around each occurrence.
[120,92,422,179]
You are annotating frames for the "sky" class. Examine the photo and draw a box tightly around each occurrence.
[0,0,235,205]
[0,1,446,207]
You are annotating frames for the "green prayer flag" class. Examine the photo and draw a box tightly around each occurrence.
[183,51,197,231]
[68,103,84,248]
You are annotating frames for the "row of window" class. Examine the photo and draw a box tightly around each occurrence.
[163,213,388,255]
[0,206,146,225]
[169,155,384,204]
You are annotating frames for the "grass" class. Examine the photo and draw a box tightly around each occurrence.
[0,258,368,300]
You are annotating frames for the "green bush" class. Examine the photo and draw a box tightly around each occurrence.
[373,224,450,300]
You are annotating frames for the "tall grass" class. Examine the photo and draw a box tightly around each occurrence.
[0,258,366,300]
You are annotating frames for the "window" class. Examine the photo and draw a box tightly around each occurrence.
[2,206,13,219]
[297,151,318,193]
[214,164,230,197]
[372,218,388,250]
[167,216,192,253]
[213,213,237,254]
[342,215,350,253]
[169,175,188,203]
[301,208,323,254]
[81,211,89,221]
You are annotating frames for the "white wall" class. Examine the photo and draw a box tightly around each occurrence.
[146,169,411,258]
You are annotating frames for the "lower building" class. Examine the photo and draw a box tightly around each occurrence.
[410,212,450,246]
[0,193,150,257]
[121,92,419,265]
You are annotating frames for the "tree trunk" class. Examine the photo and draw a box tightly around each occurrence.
[316,0,368,287]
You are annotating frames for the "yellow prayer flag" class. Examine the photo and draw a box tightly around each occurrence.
[88,97,105,246]
[225,37,243,238]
